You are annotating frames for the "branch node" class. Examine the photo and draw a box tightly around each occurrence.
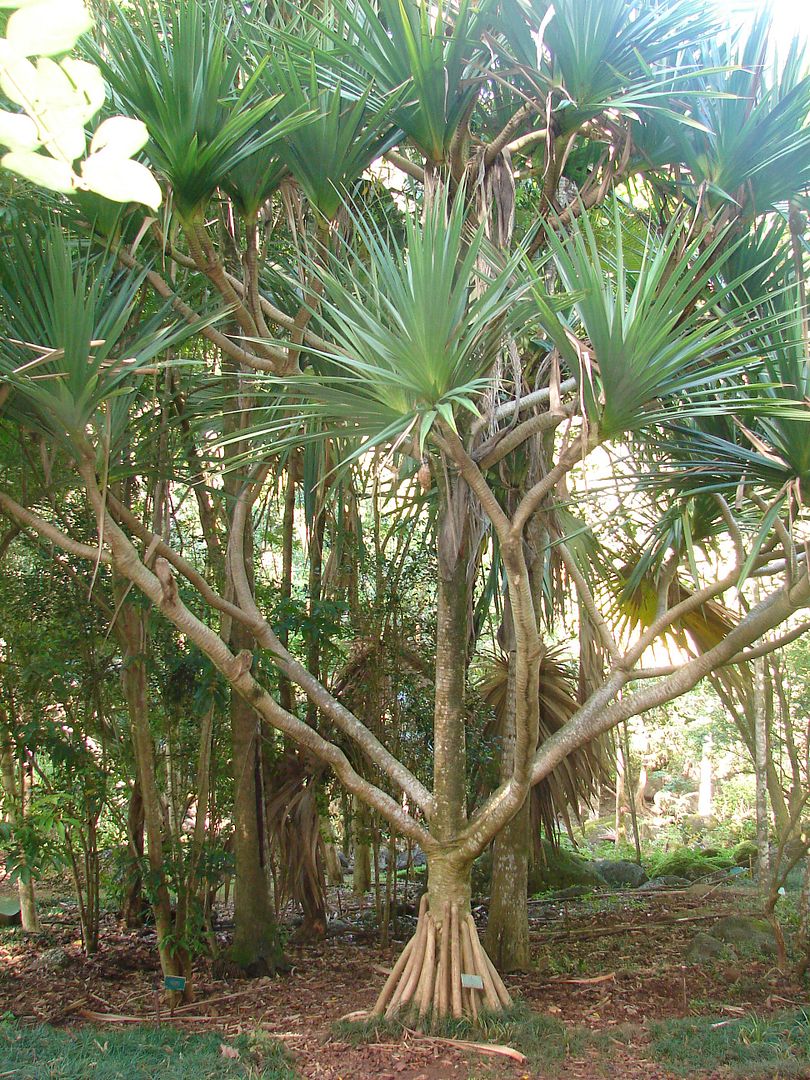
[228,649,254,681]
[155,557,179,607]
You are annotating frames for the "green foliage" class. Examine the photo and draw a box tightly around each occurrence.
[530,202,787,438]
[0,1020,295,1079]
[525,0,720,130]
[316,0,492,163]
[0,224,193,454]
[335,1001,587,1066]
[649,1011,810,1077]
[649,847,734,881]
[675,16,810,215]
[94,0,306,217]
[260,45,403,221]
[239,185,532,461]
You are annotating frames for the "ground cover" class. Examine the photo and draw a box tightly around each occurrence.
[0,877,807,1078]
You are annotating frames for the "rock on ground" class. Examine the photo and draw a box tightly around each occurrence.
[594,859,649,888]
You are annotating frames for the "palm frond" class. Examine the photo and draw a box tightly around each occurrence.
[528,201,795,437]
[0,224,195,455]
[307,0,494,164]
[220,186,532,463]
[479,650,612,843]
[92,0,309,218]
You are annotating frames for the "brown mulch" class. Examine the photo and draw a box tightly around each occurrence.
[0,885,807,1079]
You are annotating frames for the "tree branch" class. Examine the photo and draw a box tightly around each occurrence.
[116,249,284,372]
[555,538,620,661]
[227,480,436,817]
[74,460,436,848]
[511,441,586,536]
[475,400,576,470]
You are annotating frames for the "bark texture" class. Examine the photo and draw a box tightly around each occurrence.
[230,622,280,973]
[485,633,530,971]
[373,855,509,1021]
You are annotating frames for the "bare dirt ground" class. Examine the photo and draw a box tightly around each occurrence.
[0,881,807,1079]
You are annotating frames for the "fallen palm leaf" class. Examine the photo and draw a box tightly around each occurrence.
[551,972,615,985]
[404,1028,527,1063]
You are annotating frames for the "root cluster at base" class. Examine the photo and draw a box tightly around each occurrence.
[372,893,512,1021]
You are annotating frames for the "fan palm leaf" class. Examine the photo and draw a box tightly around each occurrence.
[309,0,494,164]
[228,186,534,462]
[665,14,810,215]
[264,48,404,221]
[502,0,721,134]
[479,650,611,842]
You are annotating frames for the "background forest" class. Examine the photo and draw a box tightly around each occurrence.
[0,0,809,1074]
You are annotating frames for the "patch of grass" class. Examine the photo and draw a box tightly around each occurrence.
[334,1001,588,1070]
[538,952,591,977]
[575,894,646,916]
[649,847,734,881]
[649,1010,810,1077]
[0,1020,295,1079]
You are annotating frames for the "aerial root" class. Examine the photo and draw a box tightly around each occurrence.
[372,894,511,1022]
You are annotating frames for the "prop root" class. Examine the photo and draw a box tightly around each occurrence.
[373,895,511,1022]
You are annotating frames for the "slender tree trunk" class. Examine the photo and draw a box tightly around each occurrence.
[278,464,297,716]
[711,676,790,837]
[698,734,713,817]
[17,877,39,933]
[323,841,343,887]
[372,492,510,1020]
[754,656,771,892]
[305,508,326,728]
[622,721,642,864]
[798,855,810,977]
[615,740,626,842]
[117,597,187,986]
[353,800,372,895]
[432,536,468,847]
[173,702,217,986]
[224,487,283,972]
[230,623,280,973]
[486,805,530,971]
[0,725,40,932]
[486,627,531,971]
[122,778,145,928]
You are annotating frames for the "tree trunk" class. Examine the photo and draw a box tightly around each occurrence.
[121,778,145,928]
[486,634,531,972]
[615,740,626,841]
[798,855,810,978]
[698,734,713,817]
[371,493,510,1022]
[278,463,297,716]
[432,532,468,847]
[622,721,642,864]
[323,841,343,887]
[753,655,771,893]
[372,852,510,1021]
[485,803,530,971]
[0,725,40,932]
[230,620,281,974]
[225,492,283,972]
[352,799,372,895]
[17,877,39,933]
[118,598,187,987]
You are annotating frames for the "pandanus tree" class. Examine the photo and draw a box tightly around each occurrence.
[1,0,810,1022]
